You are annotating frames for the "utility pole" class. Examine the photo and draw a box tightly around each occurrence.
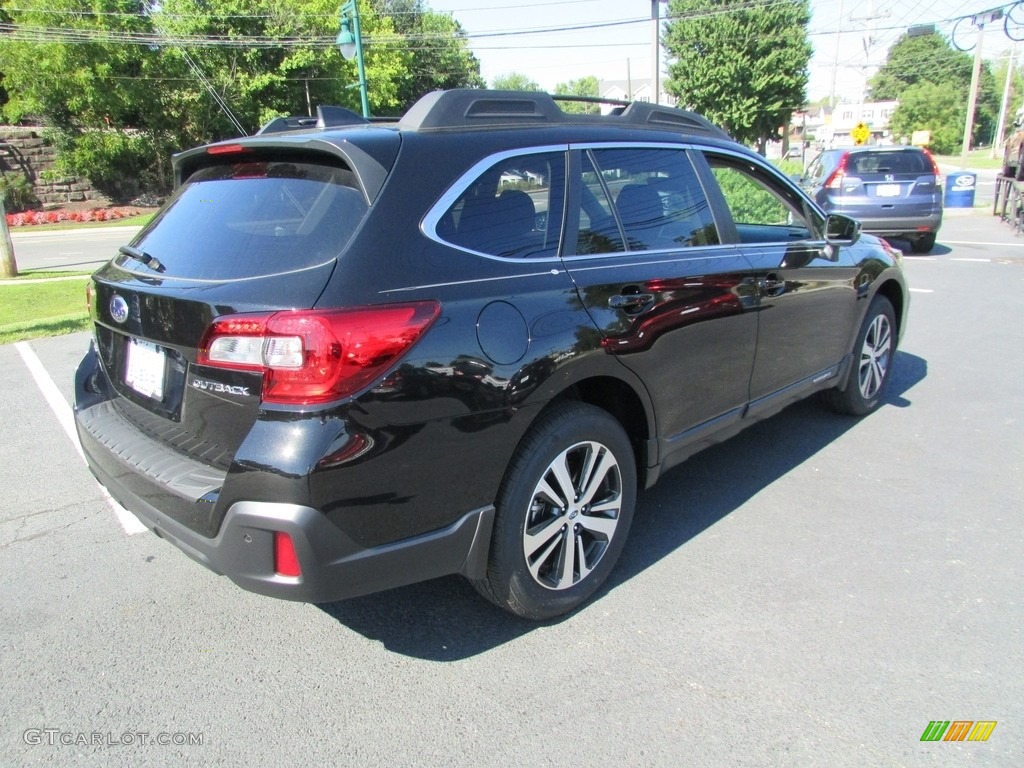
[0,194,17,279]
[993,44,1017,159]
[960,11,1003,169]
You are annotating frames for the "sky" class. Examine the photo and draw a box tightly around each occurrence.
[425,0,1019,103]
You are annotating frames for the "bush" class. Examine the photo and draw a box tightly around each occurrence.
[45,129,157,201]
[0,171,39,212]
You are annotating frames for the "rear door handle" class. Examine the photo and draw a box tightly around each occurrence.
[608,293,655,312]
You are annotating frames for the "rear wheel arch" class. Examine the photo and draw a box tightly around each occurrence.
[528,374,654,489]
[873,278,905,339]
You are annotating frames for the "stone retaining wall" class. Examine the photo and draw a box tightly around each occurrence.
[0,127,110,208]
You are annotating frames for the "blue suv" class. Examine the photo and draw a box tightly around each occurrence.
[802,146,942,253]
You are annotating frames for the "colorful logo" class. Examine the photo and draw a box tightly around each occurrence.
[920,721,997,742]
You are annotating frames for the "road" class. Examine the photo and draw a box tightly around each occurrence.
[9,226,143,272]
[0,210,1021,767]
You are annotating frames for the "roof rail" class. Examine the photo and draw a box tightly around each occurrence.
[398,89,731,140]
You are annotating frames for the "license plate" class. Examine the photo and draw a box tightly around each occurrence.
[876,184,901,197]
[125,338,166,400]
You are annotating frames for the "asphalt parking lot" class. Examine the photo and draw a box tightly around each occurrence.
[1,209,1021,767]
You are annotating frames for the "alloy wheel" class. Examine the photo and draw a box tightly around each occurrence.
[521,440,623,590]
[857,312,892,400]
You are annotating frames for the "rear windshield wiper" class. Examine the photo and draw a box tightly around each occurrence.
[119,244,166,273]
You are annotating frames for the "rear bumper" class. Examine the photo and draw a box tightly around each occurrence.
[79,416,494,601]
[860,211,937,236]
[852,212,942,238]
[75,349,495,604]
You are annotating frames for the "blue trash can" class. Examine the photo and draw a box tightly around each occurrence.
[944,172,976,208]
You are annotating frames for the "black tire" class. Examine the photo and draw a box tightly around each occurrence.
[472,402,637,620]
[910,233,936,253]
[821,295,897,416]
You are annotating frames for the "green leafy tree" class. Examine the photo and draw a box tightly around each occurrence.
[0,0,411,193]
[554,76,600,114]
[868,32,971,100]
[492,73,541,92]
[371,0,483,112]
[868,31,999,147]
[887,82,964,154]
[663,0,812,152]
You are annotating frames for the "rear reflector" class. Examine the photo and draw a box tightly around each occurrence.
[274,531,301,577]
[197,302,441,405]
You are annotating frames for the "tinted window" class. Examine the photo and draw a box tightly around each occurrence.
[437,152,564,258]
[706,154,820,243]
[573,147,718,255]
[847,150,931,175]
[129,161,367,280]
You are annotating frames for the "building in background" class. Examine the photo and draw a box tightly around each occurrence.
[599,79,677,111]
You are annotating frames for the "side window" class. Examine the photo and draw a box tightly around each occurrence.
[706,154,819,244]
[437,152,563,258]
[576,153,625,255]
[572,147,719,256]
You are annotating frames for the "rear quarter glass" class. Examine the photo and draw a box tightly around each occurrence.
[125,161,368,281]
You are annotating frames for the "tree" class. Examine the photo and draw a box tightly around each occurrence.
[0,0,484,197]
[662,0,812,152]
[869,31,999,148]
[370,0,483,112]
[554,76,600,114]
[868,32,971,101]
[492,73,541,92]
[887,82,964,154]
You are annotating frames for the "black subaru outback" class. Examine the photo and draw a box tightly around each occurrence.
[74,90,908,620]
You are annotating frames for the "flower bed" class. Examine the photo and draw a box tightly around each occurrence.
[5,207,144,227]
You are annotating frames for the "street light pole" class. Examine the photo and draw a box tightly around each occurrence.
[337,0,369,118]
[651,0,661,105]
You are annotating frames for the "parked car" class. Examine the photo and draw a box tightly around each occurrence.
[74,90,908,620]
[801,146,942,253]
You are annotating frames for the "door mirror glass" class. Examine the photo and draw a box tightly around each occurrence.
[824,213,861,245]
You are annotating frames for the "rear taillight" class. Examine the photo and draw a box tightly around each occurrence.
[196,302,440,405]
[274,531,301,577]
[922,148,942,185]
[823,152,850,189]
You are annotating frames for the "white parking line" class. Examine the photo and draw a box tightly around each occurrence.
[909,288,934,293]
[950,258,992,263]
[14,342,147,535]
[942,240,1024,248]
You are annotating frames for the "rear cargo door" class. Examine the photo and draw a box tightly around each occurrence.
[845,149,941,219]
[87,156,372,468]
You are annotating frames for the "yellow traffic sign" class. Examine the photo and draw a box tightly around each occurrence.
[852,122,870,145]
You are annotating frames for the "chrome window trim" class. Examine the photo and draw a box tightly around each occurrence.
[420,144,569,264]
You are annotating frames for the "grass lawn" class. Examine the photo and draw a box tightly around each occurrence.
[0,277,91,345]
[933,149,1005,171]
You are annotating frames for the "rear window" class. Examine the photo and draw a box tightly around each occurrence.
[125,160,368,280]
[847,151,932,176]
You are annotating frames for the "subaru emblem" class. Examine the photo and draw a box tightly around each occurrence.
[110,294,129,324]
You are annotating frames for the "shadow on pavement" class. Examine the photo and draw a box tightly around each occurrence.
[319,351,928,660]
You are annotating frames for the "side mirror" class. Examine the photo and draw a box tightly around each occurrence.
[824,213,861,245]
